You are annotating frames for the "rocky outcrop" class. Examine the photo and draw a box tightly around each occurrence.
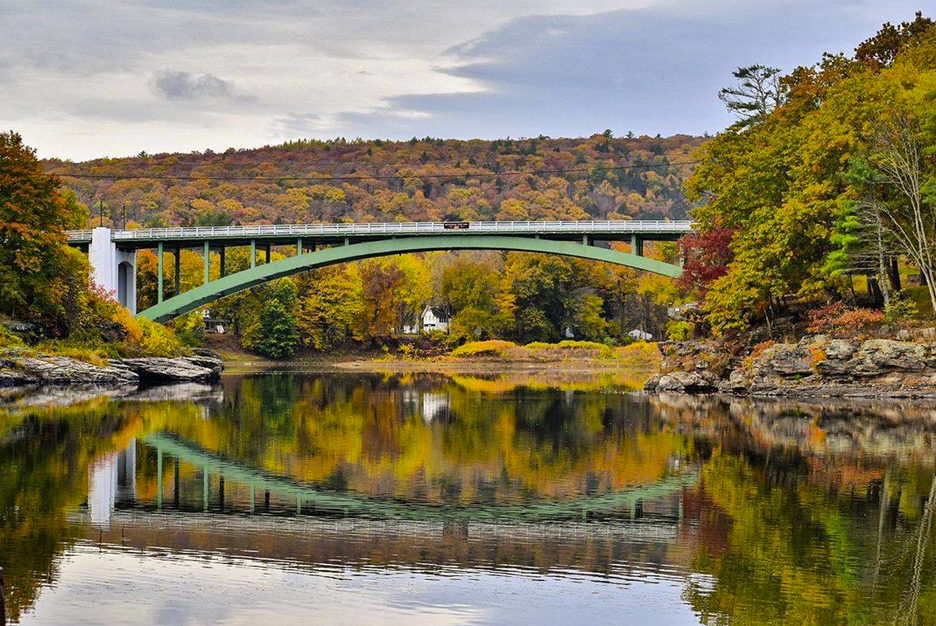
[645,370,720,393]
[647,336,936,398]
[116,356,220,382]
[0,349,223,390]
[0,352,139,387]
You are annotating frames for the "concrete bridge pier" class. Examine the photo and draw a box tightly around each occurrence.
[89,227,137,313]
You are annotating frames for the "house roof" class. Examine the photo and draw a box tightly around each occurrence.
[422,305,449,321]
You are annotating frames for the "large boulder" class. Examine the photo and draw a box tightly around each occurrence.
[656,371,719,393]
[116,357,219,383]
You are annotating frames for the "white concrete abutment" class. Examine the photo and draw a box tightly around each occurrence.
[89,227,137,314]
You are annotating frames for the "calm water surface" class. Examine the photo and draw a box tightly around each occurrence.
[1,370,936,625]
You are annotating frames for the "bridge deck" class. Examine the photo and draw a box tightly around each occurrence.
[66,220,692,248]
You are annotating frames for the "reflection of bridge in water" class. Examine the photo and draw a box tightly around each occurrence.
[87,431,697,526]
[140,431,697,523]
[81,433,702,580]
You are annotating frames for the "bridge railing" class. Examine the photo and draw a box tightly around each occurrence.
[67,220,693,242]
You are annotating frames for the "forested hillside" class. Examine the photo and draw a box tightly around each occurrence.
[46,133,703,227]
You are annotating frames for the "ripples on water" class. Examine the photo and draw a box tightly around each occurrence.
[1,371,935,625]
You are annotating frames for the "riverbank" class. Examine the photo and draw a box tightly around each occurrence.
[206,336,663,374]
[645,334,936,398]
[334,340,662,374]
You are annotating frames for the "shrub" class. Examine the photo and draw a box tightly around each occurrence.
[172,311,206,347]
[884,294,918,326]
[807,302,883,337]
[666,320,693,341]
[451,340,517,357]
[520,340,613,360]
[139,319,185,357]
[0,324,24,348]
[557,340,607,350]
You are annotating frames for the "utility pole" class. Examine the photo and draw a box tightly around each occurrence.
[99,199,105,227]
[122,202,128,229]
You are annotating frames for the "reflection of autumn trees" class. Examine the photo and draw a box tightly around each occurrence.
[0,400,144,623]
[685,451,936,625]
[147,373,688,504]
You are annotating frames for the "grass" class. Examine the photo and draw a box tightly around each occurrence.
[32,341,110,366]
[612,341,663,369]
[449,339,661,368]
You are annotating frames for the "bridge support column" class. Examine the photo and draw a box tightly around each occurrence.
[219,247,226,278]
[250,240,256,268]
[174,249,181,295]
[264,244,271,263]
[203,241,210,285]
[297,238,303,255]
[89,227,137,314]
[630,234,644,256]
[582,234,591,246]
[157,242,164,304]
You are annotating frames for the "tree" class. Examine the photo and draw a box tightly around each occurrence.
[0,131,76,326]
[687,17,936,333]
[356,256,429,342]
[501,253,611,342]
[677,228,735,297]
[296,266,362,350]
[254,279,300,358]
[864,109,936,314]
[718,65,784,128]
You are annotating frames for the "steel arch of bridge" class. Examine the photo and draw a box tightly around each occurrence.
[138,235,682,323]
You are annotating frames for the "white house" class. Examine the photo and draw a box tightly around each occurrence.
[627,328,653,341]
[403,306,450,334]
[421,306,449,332]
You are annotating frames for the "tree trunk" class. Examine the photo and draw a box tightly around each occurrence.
[868,275,883,307]
[888,257,902,292]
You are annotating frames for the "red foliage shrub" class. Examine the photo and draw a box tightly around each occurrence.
[807,302,883,337]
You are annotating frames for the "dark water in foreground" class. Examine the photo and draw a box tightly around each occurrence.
[1,371,936,625]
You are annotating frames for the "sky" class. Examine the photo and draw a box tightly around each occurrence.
[0,0,927,161]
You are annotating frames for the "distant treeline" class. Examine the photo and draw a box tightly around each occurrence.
[46,133,704,228]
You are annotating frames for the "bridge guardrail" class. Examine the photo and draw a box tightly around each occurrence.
[67,220,693,242]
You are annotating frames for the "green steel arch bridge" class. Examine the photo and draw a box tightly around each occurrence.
[66,220,692,323]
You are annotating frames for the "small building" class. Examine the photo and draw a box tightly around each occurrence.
[627,328,653,341]
[403,306,450,334]
[421,306,449,332]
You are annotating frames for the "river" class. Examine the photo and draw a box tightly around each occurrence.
[1,370,935,625]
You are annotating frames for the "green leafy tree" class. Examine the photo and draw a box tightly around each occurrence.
[254,279,300,358]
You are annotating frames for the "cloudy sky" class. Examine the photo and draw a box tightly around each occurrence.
[0,0,926,160]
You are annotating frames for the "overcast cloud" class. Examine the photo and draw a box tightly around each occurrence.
[0,0,926,160]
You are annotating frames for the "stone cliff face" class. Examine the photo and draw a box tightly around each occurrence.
[0,348,223,389]
[645,336,936,398]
